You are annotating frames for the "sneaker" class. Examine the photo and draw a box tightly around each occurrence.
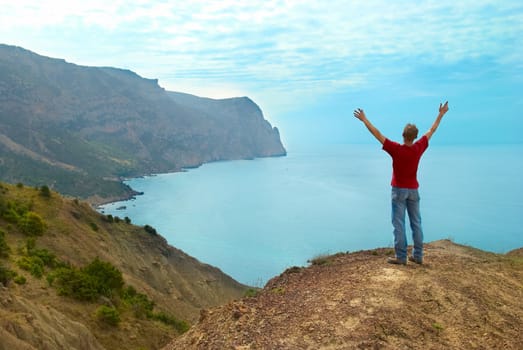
[387,257,407,265]
[408,256,423,265]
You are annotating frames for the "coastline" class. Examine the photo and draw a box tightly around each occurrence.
[89,152,288,209]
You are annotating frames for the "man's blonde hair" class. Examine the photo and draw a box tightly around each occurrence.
[403,123,418,142]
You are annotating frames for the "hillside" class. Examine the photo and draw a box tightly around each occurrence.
[164,240,523,350]
[0,182,248,350]
[0,44,286,202]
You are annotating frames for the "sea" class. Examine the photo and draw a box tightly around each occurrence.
[99,144,523,286]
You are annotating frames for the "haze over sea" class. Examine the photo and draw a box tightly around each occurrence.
[100,143,523,286]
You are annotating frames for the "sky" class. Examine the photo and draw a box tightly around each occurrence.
[1,0,522,147]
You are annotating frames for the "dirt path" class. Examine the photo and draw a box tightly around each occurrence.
[163,240,523,350]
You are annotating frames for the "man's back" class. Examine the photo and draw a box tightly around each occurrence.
[382,135,428,189]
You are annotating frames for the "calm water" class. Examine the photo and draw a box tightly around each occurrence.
[100,144,523,286]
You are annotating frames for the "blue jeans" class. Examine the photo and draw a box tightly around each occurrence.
[391,187,423,262]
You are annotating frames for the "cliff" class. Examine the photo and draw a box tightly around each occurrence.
[164,240,523,350]
[0,182,248,349]
[0,44,286,202]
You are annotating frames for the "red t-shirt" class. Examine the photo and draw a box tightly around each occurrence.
[382,135,429,189]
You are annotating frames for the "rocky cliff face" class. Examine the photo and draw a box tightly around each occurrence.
[0,44,286,201]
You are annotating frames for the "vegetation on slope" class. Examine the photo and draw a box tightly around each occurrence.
[0,181,246,349]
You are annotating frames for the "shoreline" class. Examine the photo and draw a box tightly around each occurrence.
[89,152,288,209]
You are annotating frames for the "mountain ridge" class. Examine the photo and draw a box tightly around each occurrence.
[0,44,286,203]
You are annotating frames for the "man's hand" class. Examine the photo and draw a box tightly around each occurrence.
[425,101,449,141]
[353,108,367,122]
[439,101,449,116]
[353,108,385,144]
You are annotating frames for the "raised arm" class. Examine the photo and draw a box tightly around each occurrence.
[353,108,386,144]
[425,101,449,141]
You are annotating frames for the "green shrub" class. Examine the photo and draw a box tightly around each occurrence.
[39,185,51,198]
[2,200,32,223]
[25,237,37,251]
[89,222,99,231]
[52,267,100,301]
[2,201,23,223]
[47,272,56,286]
[0,229,10,258]
[16,183,24,188]
[52,258,124,301]
[121,285,155,318]
[24,239,57,267]
[82,258,124,295]
[18,212,46,236]
[148,311,190,333]
[143,225,157,235]
[96,305,120,326]
[31,248,58,268]
[308,253,331,266]
[124,217,131,224]
[14,275,26,285]
[17,256,44,278]
[244,288,259,298]
[0,264,16,286]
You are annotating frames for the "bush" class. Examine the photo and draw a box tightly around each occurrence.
[17,256,44,278]
[39,185,51,198]
[18,212,46,236]
[1,200,27,223]
[96,305,120,326]
[121,285,155,318]
[52,267,100,301]
[31,248,58,268]
[148,311,190,333]
[0,229,10,258]
[24,239,58,267]
[82,258,124,295]
[89,222,99,231]
[52,258,124,301]
[14,275,26,285]
[0,264,16,286]
[143,225,157,236]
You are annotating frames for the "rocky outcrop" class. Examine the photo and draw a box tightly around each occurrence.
[0,44,286,201]
[163,240,523,350]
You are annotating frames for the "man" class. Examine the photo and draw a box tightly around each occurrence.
[353,102,449,265]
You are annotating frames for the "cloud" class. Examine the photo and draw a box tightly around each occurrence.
[1,0,522,113]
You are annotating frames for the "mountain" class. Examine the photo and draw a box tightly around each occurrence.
[0,182,248,349]
[164,240,523,350]
[0,44,286,203]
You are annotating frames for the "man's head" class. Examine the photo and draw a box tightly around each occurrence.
[402,123,418,143]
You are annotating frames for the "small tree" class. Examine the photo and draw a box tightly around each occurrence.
[96,305,120,326]
[39,185,51,198]
[144,225,157,235]
[18,212,46,236]
[82,258,124,297]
